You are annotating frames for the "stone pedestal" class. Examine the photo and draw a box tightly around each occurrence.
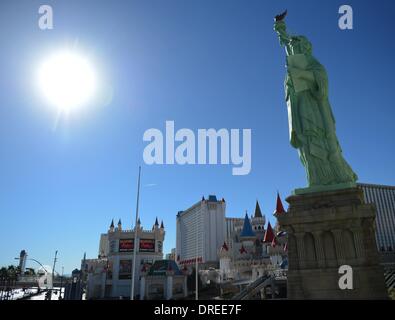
[278,187,387,299]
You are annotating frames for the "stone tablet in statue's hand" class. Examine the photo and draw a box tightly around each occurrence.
[287,67,303,81]
[289,67,314,82]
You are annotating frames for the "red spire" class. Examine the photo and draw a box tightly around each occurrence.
[274,192,286,215]
[263,222,275,243]
[239,245,247,254]
[222,241,229,251]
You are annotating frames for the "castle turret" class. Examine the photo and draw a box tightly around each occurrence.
[263,222,274,243]
[154,217,159,230]
[254,200,263,218]
[240,212,255,241]
[117,219,122,231]
[273,192,286,216]
[109,219,114,232]
[251,200,266,232]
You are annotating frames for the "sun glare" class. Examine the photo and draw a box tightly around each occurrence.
[37,50,97,111]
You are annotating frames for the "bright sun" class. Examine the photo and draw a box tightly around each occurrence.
[37,50,97,111]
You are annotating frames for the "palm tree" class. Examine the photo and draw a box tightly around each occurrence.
[0,267,7,278]
[6,265,20,281]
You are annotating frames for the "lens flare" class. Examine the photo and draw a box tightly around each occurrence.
[37,50,96,111]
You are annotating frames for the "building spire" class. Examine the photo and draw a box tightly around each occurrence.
[240,211,255,238]
[254,200,263,218]
[160,220,164,229]
[273,192,286,215]
[118,219,122,226]
[110,219,114,228]
[155,217,159,226]
[263,222,275,243]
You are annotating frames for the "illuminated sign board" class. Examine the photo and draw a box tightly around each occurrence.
[139,239,155,252]
[119,239,134,252]
[118,239,155,252]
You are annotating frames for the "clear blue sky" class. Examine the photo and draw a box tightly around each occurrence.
[0,0,394,273]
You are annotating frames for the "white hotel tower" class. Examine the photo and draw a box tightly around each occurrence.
[176,195,226,266]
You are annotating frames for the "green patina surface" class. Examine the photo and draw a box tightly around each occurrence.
[274,19,358,195]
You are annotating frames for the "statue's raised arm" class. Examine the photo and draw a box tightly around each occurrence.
[273,10,292,55]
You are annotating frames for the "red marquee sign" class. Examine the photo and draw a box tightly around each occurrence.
[118,239,156,252]
[139,239,155,252]
[119,239,134,252]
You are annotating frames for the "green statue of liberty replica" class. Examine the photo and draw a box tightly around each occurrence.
[274,12,387,300]
[274,11,358,194]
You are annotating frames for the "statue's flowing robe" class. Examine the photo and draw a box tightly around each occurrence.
[285,56,357,186]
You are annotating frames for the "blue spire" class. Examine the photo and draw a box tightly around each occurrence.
[240,212,255,238]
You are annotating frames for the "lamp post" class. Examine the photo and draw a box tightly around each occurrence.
[195,207,202,300]
[131,166,141,300]
[51,251,58,289]
[60,266,64,299]
[195,219,198,300]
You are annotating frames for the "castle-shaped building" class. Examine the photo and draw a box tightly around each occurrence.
[218,195,288,285]
[82,217,165,299]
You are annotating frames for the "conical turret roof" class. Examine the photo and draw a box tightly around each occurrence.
[274,193,286,215]
[240,212,255,238]
[263,222,275,243]
[254,200,263,218]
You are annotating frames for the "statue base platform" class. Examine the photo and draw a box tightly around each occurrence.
[278,187,388,299]
[293,182,356,195]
